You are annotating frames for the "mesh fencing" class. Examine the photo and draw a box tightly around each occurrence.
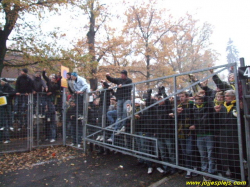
[84,63,247,182]
[0,63,248,182]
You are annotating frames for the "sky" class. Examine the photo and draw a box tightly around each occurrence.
[158,0,250,66]
[42,0,250,66]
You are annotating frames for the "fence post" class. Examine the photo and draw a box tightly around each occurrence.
[174,76,179,166]
[62,88,67,146]
[131,84,136,151]
[83,92,89,154]
[239,58,250,181]
[233,63,245,181]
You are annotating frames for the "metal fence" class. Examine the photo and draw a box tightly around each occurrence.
[0,62,248,183]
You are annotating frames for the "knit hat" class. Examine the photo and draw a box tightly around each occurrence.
[71,72,78,77]
[121,70,127,76]
[22,68,28,74]
[67,72,71,76]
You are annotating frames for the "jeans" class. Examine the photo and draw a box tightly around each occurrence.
[107,110,117,124]
[135,132,153,167]
[14,95,28,128]
[71,121,82,144]
[33,94,46,115]
[197,135,216,174]
[115,99,131,130]
[179,135,195,169]
[45,104,56,140]
[158,137,176,170]
[0,105,11,141]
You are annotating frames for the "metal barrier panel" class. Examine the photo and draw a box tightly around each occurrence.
[84,63,247,182]
[31,92,63,148]
[0,94,31,153]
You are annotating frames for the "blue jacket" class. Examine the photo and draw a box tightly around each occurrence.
[74,76,90,93]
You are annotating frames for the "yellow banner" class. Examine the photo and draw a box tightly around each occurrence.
[61,65,69,88]
[0,96,7,106]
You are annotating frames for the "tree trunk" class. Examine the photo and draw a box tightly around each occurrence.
[87,2,98,91]
[0,30,8,77]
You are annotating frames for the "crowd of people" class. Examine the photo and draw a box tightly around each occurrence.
[0,67,248,182]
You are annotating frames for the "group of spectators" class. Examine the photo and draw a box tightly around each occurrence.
[71,69,246,182]
[0,67,248,182]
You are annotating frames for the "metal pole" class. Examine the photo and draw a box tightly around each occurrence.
[131,84,136,151]
[174,76,179,166]
[36,93,39,147]
[62,88,66,146]
[102,90,107,141]
[233,63,245,181]
[83,92,89,154]
[240,58,250,181]
[76,94,79,146]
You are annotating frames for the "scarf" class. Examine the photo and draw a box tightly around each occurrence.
[214,99,224,106]
[195,104,204,109]
[224,100,236,113]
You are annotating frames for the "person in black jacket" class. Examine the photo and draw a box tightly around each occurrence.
[42,68,59,143]
[193,94,216,180]
[33,71,47,118]
[214,90,241,180]
[106,70,132,133]
[0,78,16,143]
[14,68,34,131]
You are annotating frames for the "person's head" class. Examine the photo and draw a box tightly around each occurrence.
[71,72,78,80]
[215,91,224,102]
[101,80,109,89]
[194,94,204,105]
[178,91,189,104]
[21,68,28,75]
[57,71,61,77]
[66,72,71,80]
[110,96,116,105]
[120,70,127,79]
[199,90,205,96]
[228,73,235,83]
[35,72,41,78]
[49,74,57,83]
[70,100,76,107]
[0,78,7,86]
[224,90,236,103]
[134,98,141,107]
[155,94,165,105]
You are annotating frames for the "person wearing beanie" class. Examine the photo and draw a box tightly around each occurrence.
[14,68,34,131]
[71,72,90,120]
[106,70,132,139]
[66,72,75,94]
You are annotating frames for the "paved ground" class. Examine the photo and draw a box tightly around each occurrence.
[0,151,165,187]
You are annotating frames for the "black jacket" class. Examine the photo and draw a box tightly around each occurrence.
[15,75,34,93]
[193,102,215,136]
[33,77,47,92]
[0,83,16,104]
[106,75,132,100]
[42,71,59,95]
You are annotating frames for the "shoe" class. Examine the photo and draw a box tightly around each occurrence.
[78,115,84,120]
[96,136,101,141]
[10,127,14,131]
[226,168,231,176]
[50,139,55,143]
[192,168,198,177]
[0,127,4,131]
[107,138,113,142]
[70,143,74,146]
[39,115,45,119]
[203,176,211,181]
[4,140,11,144]
[33,114,37,118]
[45,139,49,142]
[17,128,21,131]
[99,136,104,141]
[147,167,153,175]
[170,168,177,175]
[77,144,81,148]
[157,167,164,174]
[115,126,126,135]
[185,171,192,179]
